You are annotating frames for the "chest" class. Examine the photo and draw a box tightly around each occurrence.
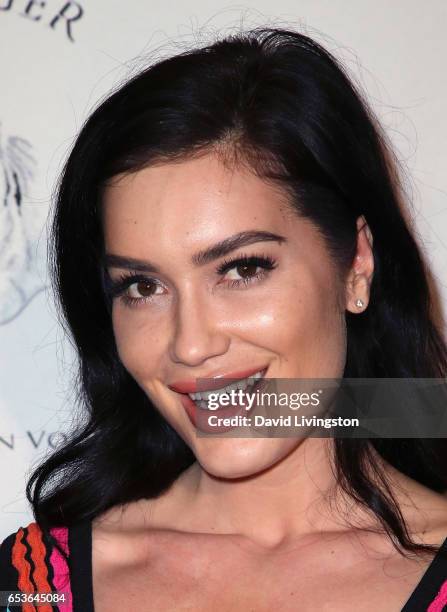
[92,536,428,611]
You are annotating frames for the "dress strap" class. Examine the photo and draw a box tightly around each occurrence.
[67,522,94,612]
[402,537,447,611]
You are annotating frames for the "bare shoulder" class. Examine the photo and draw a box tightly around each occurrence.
[386,466,447,545]
[92,466,199,567]
[92,501,154,568]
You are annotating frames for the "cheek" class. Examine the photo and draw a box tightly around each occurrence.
[242,273,346,373]
[111,306,164,383]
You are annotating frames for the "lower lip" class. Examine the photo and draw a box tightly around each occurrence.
[180,372,269,434]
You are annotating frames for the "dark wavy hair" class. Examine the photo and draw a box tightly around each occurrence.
[27,27,447,560]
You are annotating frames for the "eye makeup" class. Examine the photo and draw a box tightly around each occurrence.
[103,251,278,307]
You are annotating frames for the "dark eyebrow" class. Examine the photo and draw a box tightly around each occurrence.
[191,230,286,265]
[104,230,286,272]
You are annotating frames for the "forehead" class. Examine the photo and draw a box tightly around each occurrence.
[101,154,294,251]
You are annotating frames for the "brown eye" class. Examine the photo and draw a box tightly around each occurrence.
[236,263,259,278]
[218,255,277,288]
[226,263,261,282]
[127,281,160,299]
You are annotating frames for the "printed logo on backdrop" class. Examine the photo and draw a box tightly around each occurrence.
[0,430,67,451]
[0,0,84,42]
[1,2,85,325]
[0,127,46,324]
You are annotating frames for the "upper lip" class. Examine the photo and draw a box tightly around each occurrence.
[167,365,268,394]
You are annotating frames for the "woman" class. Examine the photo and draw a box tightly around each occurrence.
[1,27,447,612]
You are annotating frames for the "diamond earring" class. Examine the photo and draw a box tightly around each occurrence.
[355,299,364,308]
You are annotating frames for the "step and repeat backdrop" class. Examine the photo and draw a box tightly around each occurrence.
[1,0,447,540]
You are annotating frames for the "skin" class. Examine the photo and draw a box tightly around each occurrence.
[102,152,367,481]
[94,152,447,611]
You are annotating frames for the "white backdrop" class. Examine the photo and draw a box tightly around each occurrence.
[1,0,447,541]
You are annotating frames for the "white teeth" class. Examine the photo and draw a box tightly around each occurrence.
[188,369,264,408]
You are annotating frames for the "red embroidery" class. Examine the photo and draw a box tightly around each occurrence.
[26,523,53,612]
[11,527,37,612]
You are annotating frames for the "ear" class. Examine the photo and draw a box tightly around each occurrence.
[345,215,374,313]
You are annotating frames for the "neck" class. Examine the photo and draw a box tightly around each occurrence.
[150,438,376,548]
[97,439,447,556]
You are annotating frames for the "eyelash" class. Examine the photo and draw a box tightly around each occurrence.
[105,253,277,308]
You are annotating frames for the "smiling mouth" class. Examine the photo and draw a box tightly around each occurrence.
[188,367,268,410]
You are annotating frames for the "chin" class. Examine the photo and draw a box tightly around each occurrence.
[191,436,301,480]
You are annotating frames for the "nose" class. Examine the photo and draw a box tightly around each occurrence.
[168,286,230,367]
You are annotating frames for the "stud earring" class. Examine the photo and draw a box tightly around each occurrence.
[355,299,364,308]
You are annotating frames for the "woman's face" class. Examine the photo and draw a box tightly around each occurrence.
[102,153,372,478]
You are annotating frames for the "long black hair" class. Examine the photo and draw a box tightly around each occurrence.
[27,27,447,559]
